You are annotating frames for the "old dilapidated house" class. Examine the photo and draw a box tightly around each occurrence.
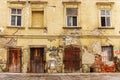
[0,0,120,73]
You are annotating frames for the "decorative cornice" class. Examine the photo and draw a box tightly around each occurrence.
[96,2,114,5]
[96,1,114,9]
[7,1,26,4]
[1,34,120,39]
[30,1,48,4]
[62,0,81,4]
[7,0,48,4]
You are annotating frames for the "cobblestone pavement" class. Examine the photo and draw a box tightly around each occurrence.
[0,73,120,80]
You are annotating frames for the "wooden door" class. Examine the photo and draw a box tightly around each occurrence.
[30,48,45,73]
[8,48,21,73]
[64,46,81,73]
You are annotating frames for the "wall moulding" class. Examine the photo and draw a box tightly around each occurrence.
[96,2,114,6]
[96,2,114,5]
[7,0,48,4]
[62,0,81,3]
[7,0,26,8]
[7,1,26,4]
[29,0,48,4]
[96,2,114,9]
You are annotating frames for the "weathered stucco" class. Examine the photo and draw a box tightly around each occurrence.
[0,0,120,73]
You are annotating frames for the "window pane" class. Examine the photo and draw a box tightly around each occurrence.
[101,10,105,15]
[11,16,16,25]
[17,16,21,26]
[106,10,110,15]
[11,9,16,14]
[66,8,77,15]
[101,17,105,26]
[17,9,22,14]
[73,16,77,26]
[107,47,113,61]
[106,17,111,26]
[67,16,72,26]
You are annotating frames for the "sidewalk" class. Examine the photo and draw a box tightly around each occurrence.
[0,73,120,80]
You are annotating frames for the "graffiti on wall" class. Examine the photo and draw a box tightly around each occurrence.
[114,48,120,54]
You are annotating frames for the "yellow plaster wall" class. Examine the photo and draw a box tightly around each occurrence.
[1,0,120,72]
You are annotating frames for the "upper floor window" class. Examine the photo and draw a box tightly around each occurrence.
[66,8,78,27]
[100,10,111,27]
[11,8,22,27]
[32,11,44,27]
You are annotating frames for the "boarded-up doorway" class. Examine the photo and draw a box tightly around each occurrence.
[64,45,81,73]
[8,48,22,73]
[30,48,45,73]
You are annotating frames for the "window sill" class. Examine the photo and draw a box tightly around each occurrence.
[7,26,25,29]
[28,27,47,29]
[63,27,82,29]
[98,27,115,29]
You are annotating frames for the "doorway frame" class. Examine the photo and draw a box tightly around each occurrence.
[63,45,82,73]
[29,45,47,73]
[7,47,22,73]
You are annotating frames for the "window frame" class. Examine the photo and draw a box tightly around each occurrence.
[99,9,111,28]
[31,10,44,28]
[66,8,78,27]
[10,8,22,27]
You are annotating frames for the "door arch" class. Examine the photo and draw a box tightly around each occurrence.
[63,45,81,73]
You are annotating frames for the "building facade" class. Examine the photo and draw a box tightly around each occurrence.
[0,0,120,73]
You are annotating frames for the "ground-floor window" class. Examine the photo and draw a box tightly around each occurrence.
[101,46,113,63]
[8,48,22,73]
[63,45,81,73]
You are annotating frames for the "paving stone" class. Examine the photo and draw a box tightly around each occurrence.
[0,73,120,80]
